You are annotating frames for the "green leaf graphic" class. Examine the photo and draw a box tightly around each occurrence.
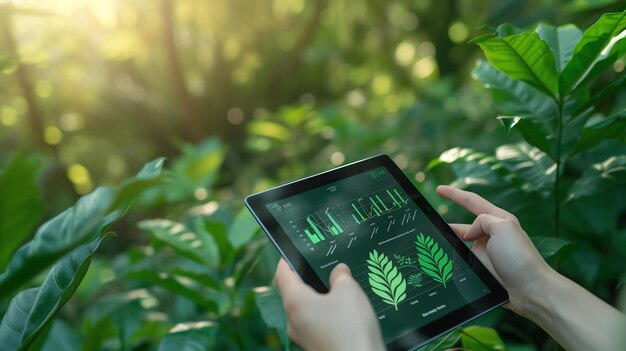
[367,249,407,311]
[415,233,453,287]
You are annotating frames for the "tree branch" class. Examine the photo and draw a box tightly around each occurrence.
[161,0,206,142]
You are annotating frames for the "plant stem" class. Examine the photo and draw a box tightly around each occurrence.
[554,97,564,238]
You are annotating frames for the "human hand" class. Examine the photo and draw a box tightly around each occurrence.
[436,185,553,317]
[275,259,386,351]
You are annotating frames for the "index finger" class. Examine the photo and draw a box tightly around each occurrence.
[275,258,316,296]
[436,185,515,220]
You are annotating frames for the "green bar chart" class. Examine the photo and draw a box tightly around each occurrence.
[288,186,409,245]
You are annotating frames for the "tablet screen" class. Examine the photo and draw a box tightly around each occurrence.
[265,166,491,342]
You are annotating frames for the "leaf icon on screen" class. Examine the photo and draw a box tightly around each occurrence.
[367,249,407,311]
[415,233,453,287]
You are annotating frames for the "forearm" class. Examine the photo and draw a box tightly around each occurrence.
[523,268,626,351]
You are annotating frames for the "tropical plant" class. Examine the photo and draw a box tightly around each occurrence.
[367,249,408,311]
[0,158,164,350]
[415,233,453,288]
[427,8,626,350]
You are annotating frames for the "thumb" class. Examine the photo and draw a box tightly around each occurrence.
[328,263,352,289]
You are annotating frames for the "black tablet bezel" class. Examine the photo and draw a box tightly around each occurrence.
[245,154,509,349]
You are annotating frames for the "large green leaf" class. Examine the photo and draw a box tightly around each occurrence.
[460,326,506,351]
[415,233,453,288]
[560,10,626,95]
[573,111,626,154]
[228,209,261,249]
[138,219,218,267]
[428,147,527,189]
[497,117,552,157]
[157,322,216,351]
[0,235,108,351]
[0,153,44,270]
[496,143,556,193]
[473,31,559,97]
[428,147,538,212]
[367,249,407,310]
[254,286,290,349]
[566,155,626,201]
[536,23,583,73]
[0,158,164,299]
[472,61,557,141]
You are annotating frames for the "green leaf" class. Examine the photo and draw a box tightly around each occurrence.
[531,236,574,259]
[0,153,44,270]
[573,111,626,154]
[138,219,218,267]
[170,268,222,291]
[109,157,166,211]
[157,322,216,351]
[124,269,218,313]
[228,209,261,249]
[367,249,407,311]
[497,117,552,156]
[254,286,291,349]
[415,233,453,287]
[473,31,559,97]
[566,155,626,201]
[536,24,583,73]
[460,326,505,351]
[0,158,164,299]
[428,147,524,189]
[0,187,115,300]
[560,11,626,95]
[202,220,234,263]
[496,143,556,192]
[472,61,557,142]
[0,235,108,351]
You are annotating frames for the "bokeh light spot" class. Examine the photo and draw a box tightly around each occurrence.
[35,80,53,98]
[415,172,426,183]
[372,74,392,96]
[418,42,436,57]
[1,106,18,126]
[448,22,469,43]
[413,57,436,79]
[395,42,416,65]
[60,113,85,132]
[194,188,208,200]
[44,126,63,145]
[227,107,244,125]
[68,164,93,195]
[330,152,345,165]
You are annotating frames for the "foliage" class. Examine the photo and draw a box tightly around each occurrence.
[1,1,625,350]
[0,159,164,350]
[428,8,626,350]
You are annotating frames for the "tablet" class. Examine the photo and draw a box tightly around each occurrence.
[245,154,508,350]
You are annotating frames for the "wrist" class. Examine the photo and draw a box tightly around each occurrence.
[517,264,561,323]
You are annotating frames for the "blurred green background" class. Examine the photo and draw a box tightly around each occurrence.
[1,0,626,350]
